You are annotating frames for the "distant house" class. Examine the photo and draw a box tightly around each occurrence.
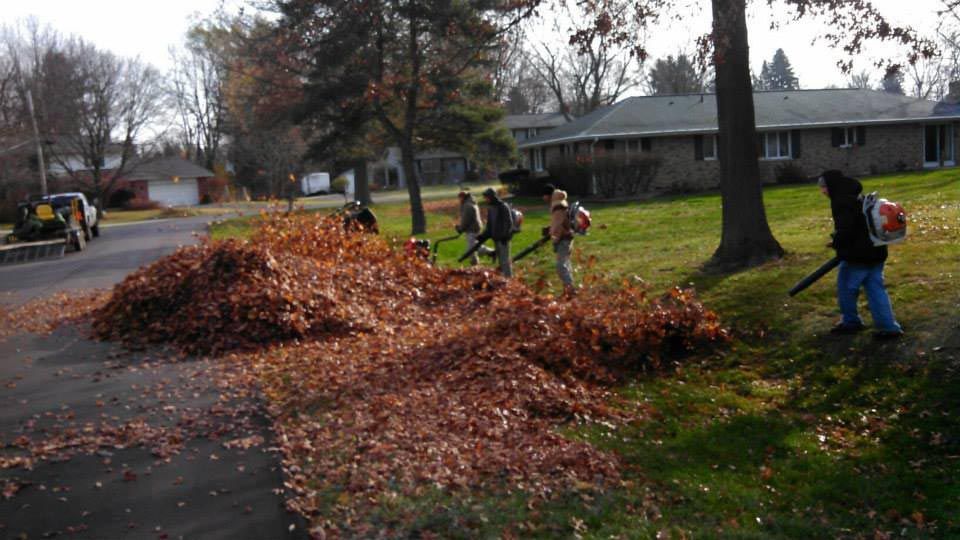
[350,112,571,188]
[360,147,469,188]
[122,157,216,207]
[414,149,468,185]
[504,113,571,170]
[517,89,960,191]
[47,143,126,177]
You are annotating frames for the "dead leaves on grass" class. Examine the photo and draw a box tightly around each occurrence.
[75,211,727,533]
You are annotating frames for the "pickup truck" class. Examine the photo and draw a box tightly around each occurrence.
[39,192,99,240]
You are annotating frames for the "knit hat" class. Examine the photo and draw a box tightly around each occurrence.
[541,183,557,197]
[482,187,498,200]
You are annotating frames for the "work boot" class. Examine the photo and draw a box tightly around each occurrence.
[873,329,904,340]
[830,322,866,334]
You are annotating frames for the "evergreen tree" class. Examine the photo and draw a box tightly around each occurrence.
[881,70,905,95]
[505,85,531,114]
[276,0,524,234]
[762,49,799,90]
[755,61,771,90]
[646,54,707,95]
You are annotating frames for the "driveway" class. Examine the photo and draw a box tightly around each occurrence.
[0,218,306,539]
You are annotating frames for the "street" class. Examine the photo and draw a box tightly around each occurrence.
[0,217,305,539]
[0,216,210,306]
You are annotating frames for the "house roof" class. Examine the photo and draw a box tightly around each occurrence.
[503,112,570,130]
[519,89,960,148]
[123,156,214,181]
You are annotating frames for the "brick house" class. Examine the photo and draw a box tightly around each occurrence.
[517,89,960,192]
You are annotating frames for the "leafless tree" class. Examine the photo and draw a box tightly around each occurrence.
[846,69,872,89]
[905,55,946,100]
[168,33,225,171]
[528,2,638,120]
[45,43,164,211]
[1,21,164,210]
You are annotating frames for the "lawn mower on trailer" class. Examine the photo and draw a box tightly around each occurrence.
[1,196,89,264]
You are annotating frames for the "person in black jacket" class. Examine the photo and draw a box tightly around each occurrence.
[820,170,903,338]
[475,187,514,277]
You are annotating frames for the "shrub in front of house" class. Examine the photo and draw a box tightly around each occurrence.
[124,198,162,210]
[774,162,808,184]
[546,155,662,198]
[506,169,556,197]
[544,159,592,197]
[108,188,136,208]
[331,176,350,193]
[592,155,662,198]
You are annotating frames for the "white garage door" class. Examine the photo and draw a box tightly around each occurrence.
[148,179,199,207]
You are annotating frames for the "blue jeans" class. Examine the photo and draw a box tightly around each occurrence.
[553,238,574,286]
[837,262,902,332]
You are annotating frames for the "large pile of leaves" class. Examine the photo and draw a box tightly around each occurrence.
[92,211,728,534]
[92,239,361,353]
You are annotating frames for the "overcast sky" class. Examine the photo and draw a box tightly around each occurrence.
[0,0,948,93]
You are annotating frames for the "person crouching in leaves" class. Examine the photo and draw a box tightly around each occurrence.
[820,170,903,339]
[456,190,492,265]
[542,184,575,294]
[475,187,513,277]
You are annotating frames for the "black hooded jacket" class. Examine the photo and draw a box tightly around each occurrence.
[476,191,514,243]
[823,172,887,265]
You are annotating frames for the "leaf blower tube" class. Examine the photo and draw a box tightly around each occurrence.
[788,256,841,297]
[512,236,550,263]
[458,239,486,263]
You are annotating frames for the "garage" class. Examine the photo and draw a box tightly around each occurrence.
[122,157,214,208]
[148,178,199,207]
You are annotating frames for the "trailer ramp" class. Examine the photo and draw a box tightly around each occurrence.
[0,239,67,265]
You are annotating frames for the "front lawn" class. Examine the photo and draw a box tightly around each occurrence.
[211,170,960,537]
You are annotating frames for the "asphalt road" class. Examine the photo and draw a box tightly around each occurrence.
[0,217,212,307]
[0,218,307,539]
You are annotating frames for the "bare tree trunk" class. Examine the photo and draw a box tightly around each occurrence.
[708,0,783,270]
[403,11,426,235]
[353,159,372,207]
[400,143,426,234]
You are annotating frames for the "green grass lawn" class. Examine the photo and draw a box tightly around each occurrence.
[212,170,960,538]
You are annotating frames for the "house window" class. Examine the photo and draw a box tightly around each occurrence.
[604,140,615,151]
[532,148,545,171]
[841,127,858,147]
[514,129,527,142]
[923,124,955,167]
[762,131,791,160]
[832,126,866,148]
[703,135,718,160]
[527,128,538,139]
[627,138,652,153]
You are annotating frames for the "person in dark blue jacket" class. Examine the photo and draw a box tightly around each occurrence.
[820,170,903,339]
[475,188,514,277]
